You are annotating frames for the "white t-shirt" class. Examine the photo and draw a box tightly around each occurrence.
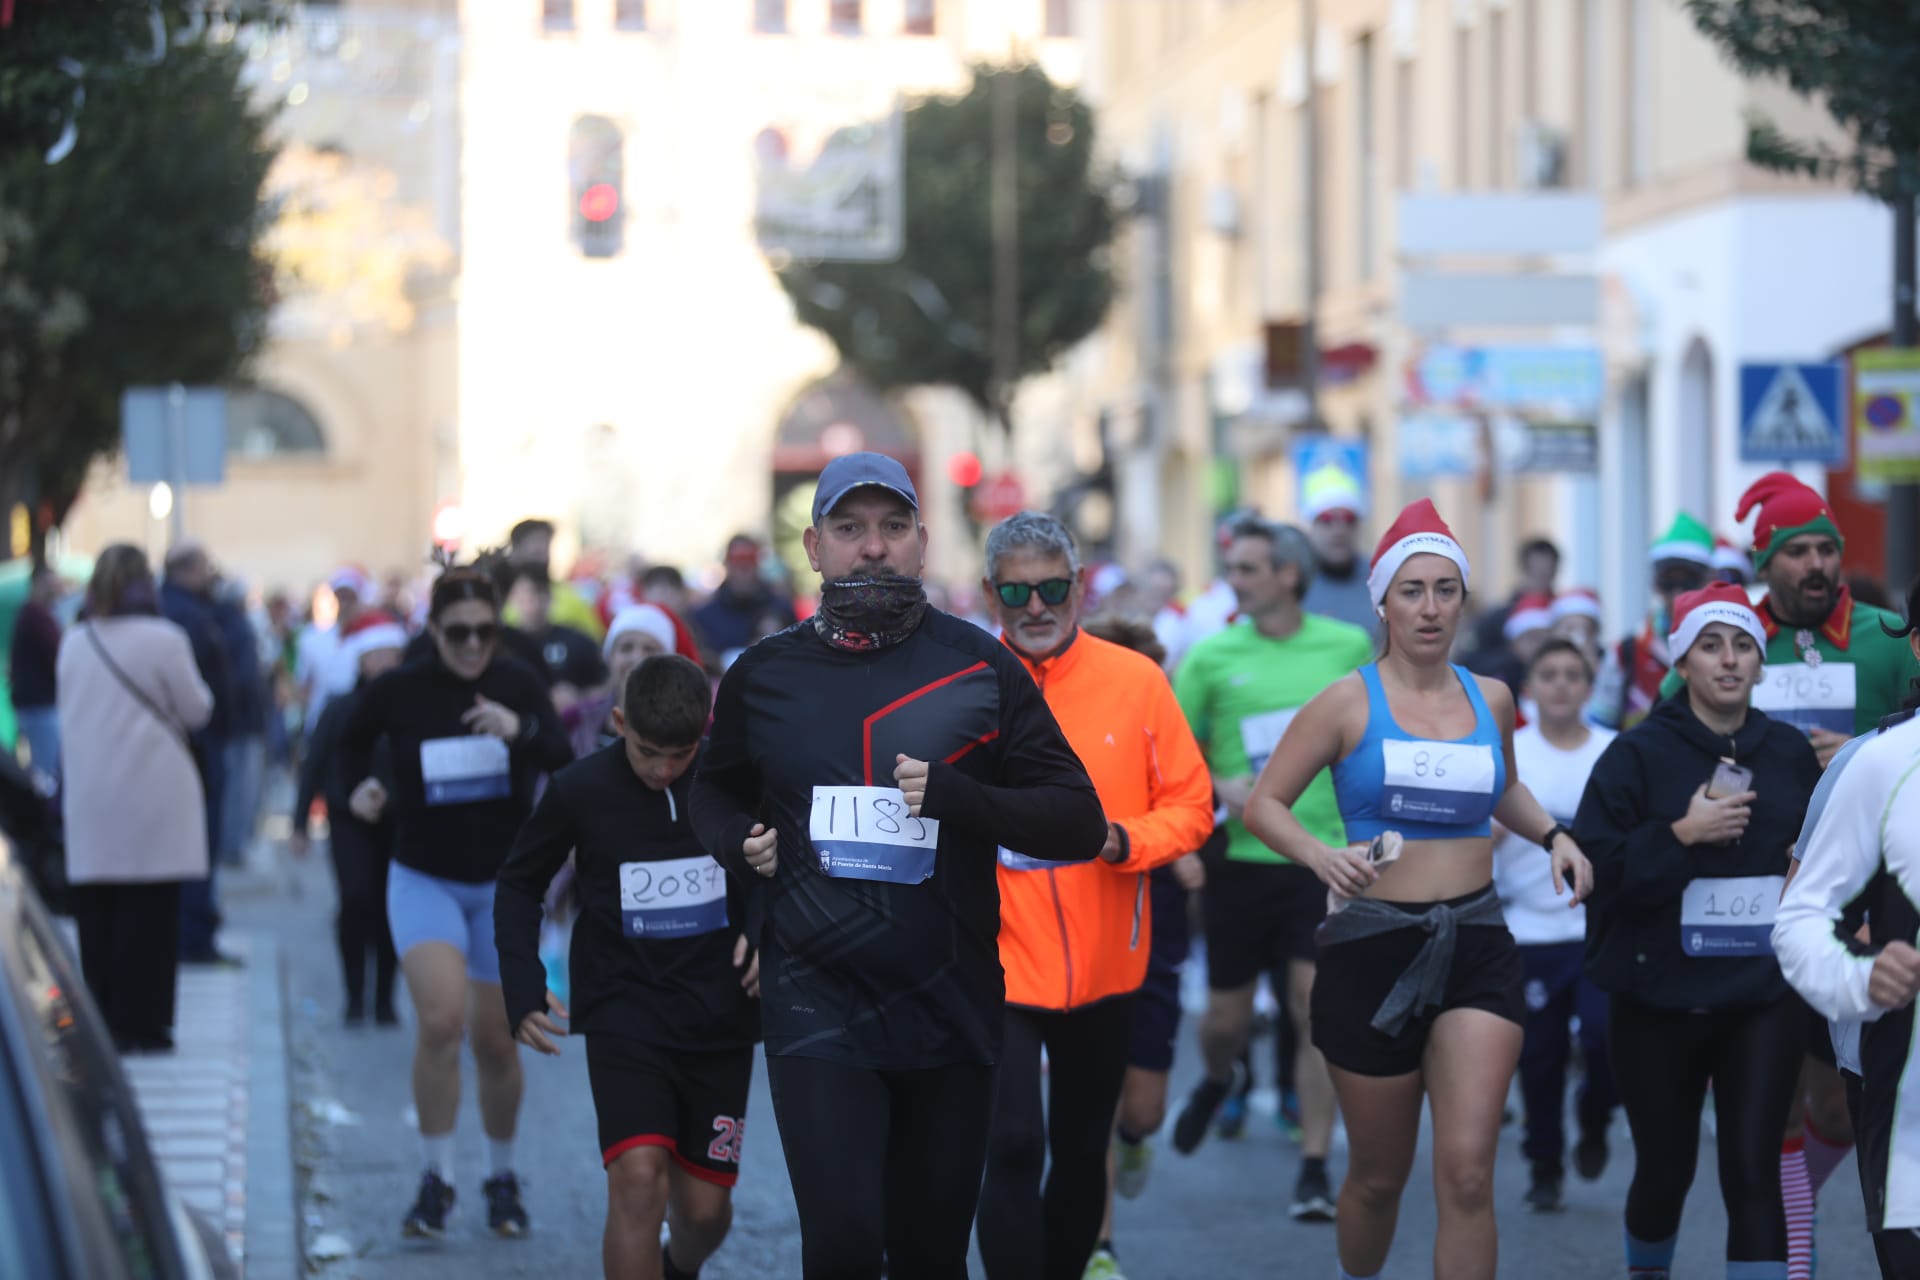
[295,624,340,725]
[1494,722,1615,945]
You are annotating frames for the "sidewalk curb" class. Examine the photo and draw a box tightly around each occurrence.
[242,935,301,1280]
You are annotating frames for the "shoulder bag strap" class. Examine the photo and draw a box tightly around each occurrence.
[84,622,189,747]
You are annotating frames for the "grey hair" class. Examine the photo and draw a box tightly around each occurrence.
[1228,516,1317,599]
[985,510,1080,579]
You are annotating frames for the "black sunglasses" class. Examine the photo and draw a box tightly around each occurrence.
[441,622,498,647]
[995,578,1073,608]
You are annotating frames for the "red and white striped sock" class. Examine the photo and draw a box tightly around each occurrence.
[1783,1138,1814,1280]
[1804,1114,1854,1198]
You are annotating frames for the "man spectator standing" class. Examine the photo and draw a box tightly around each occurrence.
[1299,464,1378,638]
[160,542,237,965]
[692,534,796,669]
[11,566,63,781]
[298,566,370,735]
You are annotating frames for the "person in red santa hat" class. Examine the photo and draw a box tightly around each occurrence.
[1241,497,1592,1280]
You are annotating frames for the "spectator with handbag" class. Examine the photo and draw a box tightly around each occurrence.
[58,544,214,1053]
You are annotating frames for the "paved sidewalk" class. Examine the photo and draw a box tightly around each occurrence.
[114,927,301,1279]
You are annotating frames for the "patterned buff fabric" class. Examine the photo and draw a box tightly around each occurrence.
[813,574,930,652]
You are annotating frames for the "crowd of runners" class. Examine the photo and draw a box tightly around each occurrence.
[42,452,1920,1280]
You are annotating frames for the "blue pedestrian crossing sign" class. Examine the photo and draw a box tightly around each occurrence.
[1739,362,1845,465]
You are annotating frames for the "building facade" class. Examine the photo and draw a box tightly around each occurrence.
[1069,0,1906,638]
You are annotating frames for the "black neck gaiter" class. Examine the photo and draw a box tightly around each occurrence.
[813,574,929,652]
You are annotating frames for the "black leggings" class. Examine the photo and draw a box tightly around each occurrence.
[329,827,396,1010]
[1609,994,1806,1263]
[766,1054,996,1280]
[977,998,1135,1280]
[72,881,181,1050]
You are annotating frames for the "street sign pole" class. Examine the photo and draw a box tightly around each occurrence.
[166,382,188,545]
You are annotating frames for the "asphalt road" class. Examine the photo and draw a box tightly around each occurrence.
[241,847,1878,1279]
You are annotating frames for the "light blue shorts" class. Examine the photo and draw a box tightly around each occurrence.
[387,862,501,985]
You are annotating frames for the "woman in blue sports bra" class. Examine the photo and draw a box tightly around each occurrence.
[1244,499,1592,1280]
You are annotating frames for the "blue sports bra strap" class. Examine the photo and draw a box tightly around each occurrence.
[1453,664,1496,733]
[1358,663,1388,718]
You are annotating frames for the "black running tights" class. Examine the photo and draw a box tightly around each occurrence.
[1609,994,1806,1264]
[977,997,1136,1280]
[766,1053,996,1280]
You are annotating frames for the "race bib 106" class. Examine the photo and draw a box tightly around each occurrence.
[1751,662,1856,736]
[1680,875,1783,957]
[809,785,941,884]
[1238,707,1300,776]
[620,855,728,939]
[420,736,511,806]
[1379,739,1498,826]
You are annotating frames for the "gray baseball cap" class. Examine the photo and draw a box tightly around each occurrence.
[811,452,920,524]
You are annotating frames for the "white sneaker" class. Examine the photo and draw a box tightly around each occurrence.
[1082,1247,1127,1280]
[1114,1139,1154,1199]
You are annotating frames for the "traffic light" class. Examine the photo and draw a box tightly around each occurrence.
[569,115,624,259]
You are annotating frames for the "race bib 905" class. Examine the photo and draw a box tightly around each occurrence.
[620,856,728,939]
[1680,875,1783,957]
[809,786,940,884]
[420,736,510,806]
[1379,739,1497,826]
[1751,663,1856,736]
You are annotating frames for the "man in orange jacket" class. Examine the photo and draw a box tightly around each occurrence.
[973,512,1216,1280]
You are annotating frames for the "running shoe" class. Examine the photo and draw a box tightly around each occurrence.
[483,1171,529,1237]
[1174,1066,1241,1154]
[1524,1162,1564,1213]
[1290,1164,1337,1222]
[401,1169,456,1238]
[1115,1139,1154,1199]
[1573,1126,1610,1181]
[1214,1093,1249,1140]
[1276,1089,1304,1144]
[1082,1247,1127,1280]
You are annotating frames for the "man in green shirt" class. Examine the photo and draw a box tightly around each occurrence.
[1659,472,1918,760]
[1167,516,1373,1223]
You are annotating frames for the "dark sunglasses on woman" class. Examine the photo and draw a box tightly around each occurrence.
[441,622,498,647]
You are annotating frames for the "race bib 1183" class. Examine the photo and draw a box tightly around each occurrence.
[620,855,728,939]
[1680,875,1782,957]
[809,786,941,884]
[1379,739,1498,826]
[420,736,511,806]
[1751,662,1856,736]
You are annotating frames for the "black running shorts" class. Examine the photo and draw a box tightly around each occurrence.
[585,1034,753,1187]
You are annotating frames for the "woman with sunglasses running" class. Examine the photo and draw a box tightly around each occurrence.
[341,562,573,1241]
[1242,500,1592,1280]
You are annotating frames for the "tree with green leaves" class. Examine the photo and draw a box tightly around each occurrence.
[0,2,279,551]
[1684,0,1920,584]
[772,63,1118,434]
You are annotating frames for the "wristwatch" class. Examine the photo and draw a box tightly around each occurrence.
[1540,823,1574,852]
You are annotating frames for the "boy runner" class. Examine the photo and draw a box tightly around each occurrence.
[495,654,759,1280]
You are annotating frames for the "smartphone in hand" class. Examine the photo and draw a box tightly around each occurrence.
[1706,759,1753,799]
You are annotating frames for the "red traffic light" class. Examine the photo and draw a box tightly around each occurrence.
[947,451,983,488]
[579,182,620,223]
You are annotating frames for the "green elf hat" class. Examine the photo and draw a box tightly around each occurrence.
[1735,471,1845,573]
[1648,512,1714,567]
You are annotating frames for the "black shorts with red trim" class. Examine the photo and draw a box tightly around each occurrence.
[585,1034,754,1187]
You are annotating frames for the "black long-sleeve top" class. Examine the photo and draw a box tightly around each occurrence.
[341,653,572,883]
[494,742,757,1047]
[293,684,395,858]
[690,610,1107,1069]
[1576,692,1820,1010]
